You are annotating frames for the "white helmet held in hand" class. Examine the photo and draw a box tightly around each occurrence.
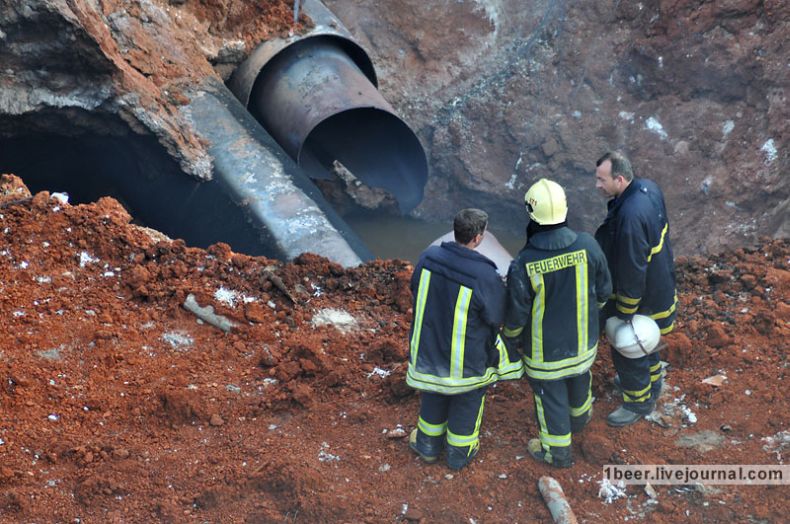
[605,315,661,359]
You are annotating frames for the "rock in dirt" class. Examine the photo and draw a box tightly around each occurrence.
[0,174,32,205]
[701,374,728,387]
[311,308,358,334]
[112,448,130,460]
[675,430,725,453]
[183,294,237,332]
[244,302,269,323]
[403,507,423,522]
[580,434,613,465]
[386,427,407,439]
[538,476,578,524]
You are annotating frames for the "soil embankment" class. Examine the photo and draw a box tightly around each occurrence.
[0,175,787,522]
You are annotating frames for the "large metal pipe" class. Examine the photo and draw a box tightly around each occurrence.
[228,0,428,213]
[182,80,372,266]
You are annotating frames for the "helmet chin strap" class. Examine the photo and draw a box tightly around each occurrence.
[617,321,650,357]
[630,322,650,357]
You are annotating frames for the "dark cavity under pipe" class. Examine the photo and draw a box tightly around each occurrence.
[0,81,373,267]
[228,0,428,214]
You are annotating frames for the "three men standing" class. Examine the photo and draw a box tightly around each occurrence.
[594,151,678,426]
[406,151,677,469]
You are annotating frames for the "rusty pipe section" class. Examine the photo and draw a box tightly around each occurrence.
[183,80,372,267]
[228,0,428,213]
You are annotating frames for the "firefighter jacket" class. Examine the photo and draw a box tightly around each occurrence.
[594,178,678,334]
[504,227,612,381]
[406,242,524,395]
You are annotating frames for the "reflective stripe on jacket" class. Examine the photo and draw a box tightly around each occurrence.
[407,242,524,394]
[594,178,678,334]
[504,227,612,380]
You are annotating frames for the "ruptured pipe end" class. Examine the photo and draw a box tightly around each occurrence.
[228,0,428,214]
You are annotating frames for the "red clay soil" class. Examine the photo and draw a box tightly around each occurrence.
[0,174,787,523]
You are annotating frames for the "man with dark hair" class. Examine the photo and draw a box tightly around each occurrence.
[504,179,611,468]
[594,151,678,427]
[407,208,523,470]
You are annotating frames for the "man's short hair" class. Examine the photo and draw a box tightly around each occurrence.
[454,208,488,245]
[596,151,634,182]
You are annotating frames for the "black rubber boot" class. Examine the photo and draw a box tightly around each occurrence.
[446,442,479,471]
[527,439,573,468]
[606,405,645,427]
[570,407,593,433]
[409,429,442,463]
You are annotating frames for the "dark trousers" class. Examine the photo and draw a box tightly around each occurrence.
[612,347,664,414]
[528,371,592,463]
[415,388,487,457]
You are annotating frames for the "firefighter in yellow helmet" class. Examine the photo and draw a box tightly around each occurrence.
[504,179,612,467]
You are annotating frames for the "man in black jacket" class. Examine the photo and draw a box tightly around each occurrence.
[594,151,678,427]
[407,209,524,470]
[504,179,612,468]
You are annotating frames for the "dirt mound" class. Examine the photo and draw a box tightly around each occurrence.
[0,175,787,522]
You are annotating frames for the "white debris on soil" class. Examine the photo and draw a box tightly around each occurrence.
[35,276,52,284]
[680,404,697,424]
[161,331,194,350]
[50,192,69,204]
[598,478,627,503]
[78,251,99,268]
[47,414,59,422]
[619,111,635,123]
[386,426,407,439]
[318,442,340,462]
[655,393,698,426]
[578,472,595,484]
[761,431,790,461]
[311,283,323,297]
[311,308,358,334]
[645,116,668,140]
[761,138,777,164]
[379,463,391,472]
[722,120,735,137]
[367,366,391,379]
[214,287,239,308]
